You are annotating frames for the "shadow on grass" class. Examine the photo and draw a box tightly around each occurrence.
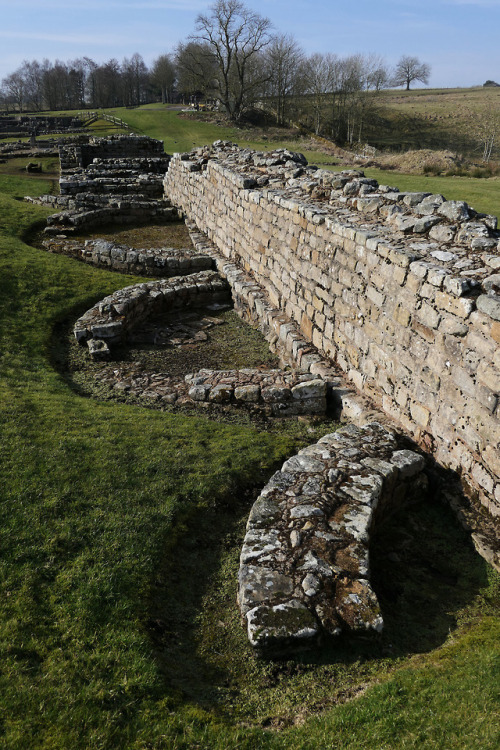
[145,473,489,721]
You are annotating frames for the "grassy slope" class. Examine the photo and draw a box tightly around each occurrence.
[0,107,499,749]
[347,86,500,158]
[0,167,299,747]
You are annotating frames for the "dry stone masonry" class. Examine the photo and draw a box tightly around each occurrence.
[74,270,230,360]
[26,135,180,233]
[239,422,426,654]
[42,237,214,277]
[93,366,328,416]
[164,142,500,521]
[34,134,500,654]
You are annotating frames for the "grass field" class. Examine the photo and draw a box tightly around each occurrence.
[0,104,499,748]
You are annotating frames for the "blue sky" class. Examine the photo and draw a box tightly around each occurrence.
[0,0,499,88]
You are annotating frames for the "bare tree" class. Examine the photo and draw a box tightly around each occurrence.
[263,33,305,126]
[122,53,149,106]
[303,52,336,135]
[151,54,176,104]
[175,41,218,104]
[393,55,430,90]
[17,60,44,111]
[92,59,122,108]
[190,0,273,121]
[466,100,500,162]
[2,69,27,112]
[363,53,390,92]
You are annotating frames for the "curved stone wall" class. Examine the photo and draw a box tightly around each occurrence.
[239,421,426,654]
[43,237,214,277]
[164,143,500,519]
[74,270,230,358]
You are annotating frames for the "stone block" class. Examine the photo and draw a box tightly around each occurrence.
[417,302,441,329]
[390,450,426,478]
[410,401,431,428]
[477,361,500,392]
[291,379,327,400]
[245,601,319,652]
[435,291,475,319]
[477,294,500,321]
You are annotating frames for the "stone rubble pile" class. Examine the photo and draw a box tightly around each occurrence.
[238,421,427,655]
[42,237,214,277]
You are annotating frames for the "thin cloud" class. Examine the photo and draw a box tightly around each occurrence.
[0,0,206,9]
[0,29,143,46]
[444,0,500,5]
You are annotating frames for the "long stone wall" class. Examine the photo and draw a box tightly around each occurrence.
[164,143,500,520]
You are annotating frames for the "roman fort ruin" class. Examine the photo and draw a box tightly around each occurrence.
[30,134,499,654]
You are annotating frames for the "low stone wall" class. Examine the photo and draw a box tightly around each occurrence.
[59,135,165,171]
[26,135,179,235]
[164,143,500,519]
[74,270,231,358]
[59,175,165,199]
[185,369,326,416]
[42,237,214,276]
[42,202,180,234]
[239,421,426,655]
[92,366,328,416]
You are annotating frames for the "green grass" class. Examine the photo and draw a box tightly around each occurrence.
[0,109,499,749]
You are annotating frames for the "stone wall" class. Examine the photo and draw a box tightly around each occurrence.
[239,422,426,654]
[25,135,180,234]
[74,269,230,358]
[59,135,165,171]
[164,143,500,519]
[42,237,214,277]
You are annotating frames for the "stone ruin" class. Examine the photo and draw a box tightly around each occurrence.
[29,134,500,656]
[0,114,85,139]
[25,135,180,232]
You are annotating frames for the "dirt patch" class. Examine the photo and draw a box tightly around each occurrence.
[369,148,462,174]
[73,221,193,249]
[29,220,193,251]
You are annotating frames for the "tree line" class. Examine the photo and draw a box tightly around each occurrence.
[0,0,430,146]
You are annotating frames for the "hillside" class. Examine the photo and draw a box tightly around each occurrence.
[359,86,500,159]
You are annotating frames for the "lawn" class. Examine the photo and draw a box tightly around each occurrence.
[0,107,499,749]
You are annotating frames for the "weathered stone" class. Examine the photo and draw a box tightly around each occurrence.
[430,249,458,263]
[390,450,426,478]
[477,294,500,321]
[429,223,456,243]
[245,600,319,652]
[483,275,500,295]
[437,200,470,221]
[238,565,294,614]
[291,379,327,400]
[234,384,261,402]
[237,422,427,653]
[413,216,442,233]
[87,338,110,360]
